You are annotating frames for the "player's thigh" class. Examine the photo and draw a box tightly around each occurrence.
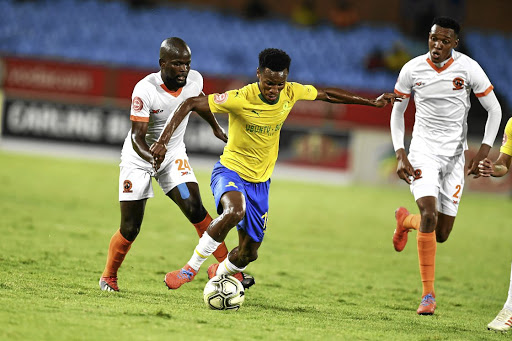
[236,180,270,244]
[438,154,465,217]
[211,161,247,215]
[408,152,441,203]
[119,165,154,201]
[156,151,198,195]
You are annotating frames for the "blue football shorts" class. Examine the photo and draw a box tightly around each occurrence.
[210,161,270,243]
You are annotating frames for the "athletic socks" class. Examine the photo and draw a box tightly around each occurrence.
[216,257,247,276]
[102,229,133,277]
[417,231,436,296]
[193,213,228,262]
[404,214,421,230]
[187,232,221,271]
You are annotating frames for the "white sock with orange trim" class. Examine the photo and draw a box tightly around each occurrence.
[216,258,247,276]
[187,232,221,271]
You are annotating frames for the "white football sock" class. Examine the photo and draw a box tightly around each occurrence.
[216,258,247,276]
[187,232,221,271]
[504,263,512,311]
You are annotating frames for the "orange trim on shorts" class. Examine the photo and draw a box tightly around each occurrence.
[160,83,183,97]
[475,85,494,97]
[394,89,411,98]
[130,115,150,122]
[426,57,454,73]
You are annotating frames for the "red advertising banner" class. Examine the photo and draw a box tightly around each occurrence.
[2,56,107,97]
[0,56,416,130]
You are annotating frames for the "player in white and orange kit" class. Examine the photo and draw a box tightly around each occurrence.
[99,37,254,292]
[479,118,512,331]
[390,17,502,315]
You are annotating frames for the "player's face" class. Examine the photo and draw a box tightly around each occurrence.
[428,25,459,63]
[257,67,288,103]
[160,49,191,89]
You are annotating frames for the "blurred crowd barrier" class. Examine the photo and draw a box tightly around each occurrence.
[0,55,510,194]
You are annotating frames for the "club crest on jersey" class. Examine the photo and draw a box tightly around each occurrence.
[132,97,143,112]
[413,169,423,180]
[452,77,465,90]
[213,92,228,104]
[123,180,133,193]
[150,109,163,114]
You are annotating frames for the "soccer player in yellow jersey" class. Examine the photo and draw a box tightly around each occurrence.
[150,48,401,289]
[478,117,512,331]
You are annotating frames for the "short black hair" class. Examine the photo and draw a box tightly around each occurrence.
[432,17,460,35]
[258,48,291,72]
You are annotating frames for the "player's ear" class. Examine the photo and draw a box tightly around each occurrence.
[454,38,459,49]
[256,68,260,78]
[159,59,165,68]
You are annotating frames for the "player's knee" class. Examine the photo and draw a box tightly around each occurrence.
[182,199,206,223]
[221,206,245,226]
[420,211,437,228]
[120,222,141,241]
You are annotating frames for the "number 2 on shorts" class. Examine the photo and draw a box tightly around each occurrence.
[453,184,462,199]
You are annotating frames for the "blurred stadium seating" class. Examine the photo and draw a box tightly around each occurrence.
[1,0,510,107]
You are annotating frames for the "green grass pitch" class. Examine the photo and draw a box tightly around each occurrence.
[1,150,511,340]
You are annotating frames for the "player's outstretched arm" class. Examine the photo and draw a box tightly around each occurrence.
[478,154,512,177]
[150,96,225,163]
[315,88,403,107]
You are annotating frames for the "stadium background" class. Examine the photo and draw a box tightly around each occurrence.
[0,0,511,192]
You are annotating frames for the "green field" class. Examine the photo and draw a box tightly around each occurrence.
[1,149,511,340]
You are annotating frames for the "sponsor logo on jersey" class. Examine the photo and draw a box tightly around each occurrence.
[415,82,423,86]
[132,97,143,112]
[413,169,423,180]
[150,109,163,114]
[123,180,133,193]
[213,92,228,104]
[452,77,465,90]
[251,110,260,116]
[181,171,191,176]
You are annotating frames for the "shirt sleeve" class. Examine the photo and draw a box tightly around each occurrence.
[469,59,494,97]
[130,81,151,122]
[394,63,413,98]
[290,82,318,101]
[500,118,512,156]
[208,89,243,114]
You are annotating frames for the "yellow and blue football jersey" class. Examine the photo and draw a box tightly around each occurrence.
[500,117,512,157]
[208,82,318,182]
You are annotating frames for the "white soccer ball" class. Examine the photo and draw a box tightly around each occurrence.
[203,274,245,311]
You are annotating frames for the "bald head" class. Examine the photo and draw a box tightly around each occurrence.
[159,37,192,90]
[160,37,191,60]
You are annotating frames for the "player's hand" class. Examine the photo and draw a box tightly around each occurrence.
[374,93,404,108]
[213,126,228,143]
[467,145,491,178]
[395,149,414,184]
[150,141,167,168]
[478,158,494,177]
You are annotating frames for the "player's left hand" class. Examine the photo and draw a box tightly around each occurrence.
[213,126,228,143]
[478,158,494,177]
[467,145,491,178]
[150,141,167,168]
[374,93,404,107]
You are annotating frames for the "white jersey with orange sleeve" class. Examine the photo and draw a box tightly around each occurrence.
[120,70,203,169]
[393,50,497,156]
